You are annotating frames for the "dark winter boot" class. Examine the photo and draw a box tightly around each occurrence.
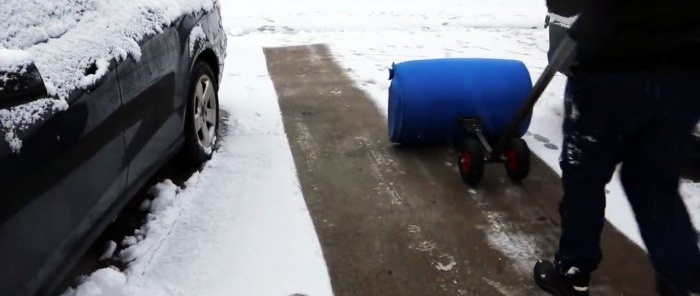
[657,277,687,296]
[656,273,700,296]
[534,260,590,296]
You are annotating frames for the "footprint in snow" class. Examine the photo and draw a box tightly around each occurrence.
[545,143,559,150]
[532,133,550,143]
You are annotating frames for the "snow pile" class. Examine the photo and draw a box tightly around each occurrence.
[61,178,184,296]
[99,241,118,262]
[0,0,217,151]
[118,179,181,263]
[64,268,128,296]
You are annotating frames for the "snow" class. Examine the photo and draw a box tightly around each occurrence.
[99,241,118,262]
[0,99,68,153]
[434,254,457,271]
[66,268,127,296]
[146,180,178,214]
[472,191,540,274]
[223,0,544,36]
[63,0,699,294]
[0,49,33,71]
[188,25,207,57]
[0,0,217,151]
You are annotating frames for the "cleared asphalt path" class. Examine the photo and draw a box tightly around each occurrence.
[265,44,656,296]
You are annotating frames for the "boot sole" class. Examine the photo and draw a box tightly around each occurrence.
[534,272,565,296]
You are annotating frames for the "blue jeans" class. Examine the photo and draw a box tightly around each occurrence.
[554,70,700,290]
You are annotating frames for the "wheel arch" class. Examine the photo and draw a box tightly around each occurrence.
[194,49,221,89]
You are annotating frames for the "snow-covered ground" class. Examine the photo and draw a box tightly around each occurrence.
[64,0,699,295]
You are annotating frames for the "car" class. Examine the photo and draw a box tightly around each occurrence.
[0,1,226,295]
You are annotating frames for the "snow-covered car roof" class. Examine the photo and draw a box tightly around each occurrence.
[0,0,217,152]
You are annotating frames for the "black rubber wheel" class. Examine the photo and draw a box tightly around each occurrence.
[503,138,530,183]
[180,62,219,166]
[457,137,485,186]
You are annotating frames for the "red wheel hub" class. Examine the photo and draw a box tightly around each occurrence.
[505,149,518,171]
[460,151,472,172]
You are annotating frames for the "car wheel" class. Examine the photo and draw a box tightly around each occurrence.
[181,61,219,165]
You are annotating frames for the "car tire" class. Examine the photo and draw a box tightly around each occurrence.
[181,61,219,166]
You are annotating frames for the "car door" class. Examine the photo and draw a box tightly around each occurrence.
[0,63,127,296]
[117,25,184,189]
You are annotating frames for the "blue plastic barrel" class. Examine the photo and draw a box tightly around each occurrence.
[388,58,533,145]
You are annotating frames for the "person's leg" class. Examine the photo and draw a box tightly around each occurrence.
[620,74,700,294]
[555,72,648,274]
[535,72,644,295]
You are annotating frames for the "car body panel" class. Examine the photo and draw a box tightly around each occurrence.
[0,68,128,296]
[118,27,182,187]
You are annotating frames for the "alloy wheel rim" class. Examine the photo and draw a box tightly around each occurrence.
[193,75,217,150]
